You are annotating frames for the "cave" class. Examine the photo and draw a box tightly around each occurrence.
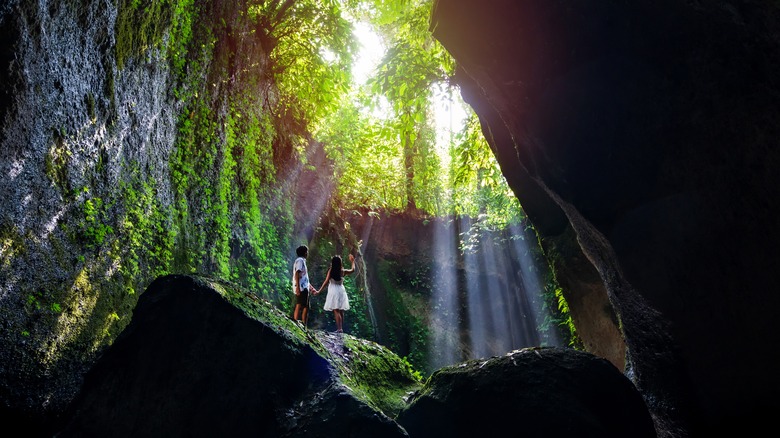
[1,1,779,437]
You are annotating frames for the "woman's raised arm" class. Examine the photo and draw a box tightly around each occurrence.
[343,254,356,275]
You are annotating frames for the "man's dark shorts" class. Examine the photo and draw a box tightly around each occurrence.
[295,289,310,307]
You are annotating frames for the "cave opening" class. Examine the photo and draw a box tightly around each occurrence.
[273,3,578,375]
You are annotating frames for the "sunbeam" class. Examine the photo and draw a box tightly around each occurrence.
[508,223,562,347]
[428,218,460,369]
[426,216,559,366]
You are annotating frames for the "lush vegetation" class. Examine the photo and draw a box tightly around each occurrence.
[275,0,577,348]
[233,0,579,368]
[122,0,582,365]
[0,0,582,422]
[28,0,577,383]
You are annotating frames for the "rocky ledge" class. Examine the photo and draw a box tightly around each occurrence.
[50,275,653,437]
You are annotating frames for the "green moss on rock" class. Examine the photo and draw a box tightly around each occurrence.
[187,275,423,419]
[316,332,422,418]
[115,0,175,69]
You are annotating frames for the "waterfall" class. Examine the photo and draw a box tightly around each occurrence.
[429,218,460,369]
[357,217,380,341]
[427,216,558,368]
[507,223,562,347]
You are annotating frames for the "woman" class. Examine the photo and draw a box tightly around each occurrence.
[316,254,355,333]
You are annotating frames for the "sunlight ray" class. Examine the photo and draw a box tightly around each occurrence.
[508,223,562,347]
[429,218,460,369]
[455,218,557,361]
[357,215,380,340]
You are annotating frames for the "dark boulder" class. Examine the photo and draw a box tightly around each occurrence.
[397,347,656,438]
[54,275,657,438]
[55,275,411,437]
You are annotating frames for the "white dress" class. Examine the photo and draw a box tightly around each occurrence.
[323,277,350,311]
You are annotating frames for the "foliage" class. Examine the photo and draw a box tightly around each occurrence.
[249,0,357,134]
[0,2,586,419]
[111,0,578,374]
[316,94,405,211]
[116,0,176,69]
[366,0,451,213]
[313,0,521,225]
[449,114,522,221]
[554,285,582,348]
[300,0,577,369]
[375,258,430,373]
[80,196,114,250]
[163,0,295,303]
[115,169,176,295]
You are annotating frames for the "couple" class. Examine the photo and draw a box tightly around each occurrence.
[292,245,355,333]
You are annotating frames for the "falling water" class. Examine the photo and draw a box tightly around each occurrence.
[508,223,562,347]
[462,222,512,359]
[429,216,559,367]
[357,217,380,341]
[429,218,460,370]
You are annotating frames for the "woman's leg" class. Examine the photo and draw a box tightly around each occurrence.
[334,309,343,332]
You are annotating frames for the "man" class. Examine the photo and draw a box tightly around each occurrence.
[292,245,316,326]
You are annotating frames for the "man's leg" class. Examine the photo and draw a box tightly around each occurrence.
[302,307,309,326]
[293,304,301,321]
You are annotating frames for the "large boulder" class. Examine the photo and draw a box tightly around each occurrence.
[51,275,657,438]
[55,275,417,437]
[397,347,656,438]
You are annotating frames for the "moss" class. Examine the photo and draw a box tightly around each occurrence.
[84,92,96,122]
[166,11,292,302]
[80,197,114,250]
[56,263,136,358]
[0,224,27,269]
[44,130,71,194]
[329,334,422,418]
[104,62,116,125]
[195,276,421,418]
[376,259,431,374]
[115,0,175,70]
[199,276,326,355]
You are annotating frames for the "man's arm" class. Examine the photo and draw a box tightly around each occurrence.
[293,269,301,295]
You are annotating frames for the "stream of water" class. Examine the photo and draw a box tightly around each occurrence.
[429,218,560,368]
[358,218,380,341]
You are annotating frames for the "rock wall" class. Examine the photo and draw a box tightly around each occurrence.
[431,0,780,436]
[0,0,315,428]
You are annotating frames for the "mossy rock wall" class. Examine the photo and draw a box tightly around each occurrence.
[0,0,313,424]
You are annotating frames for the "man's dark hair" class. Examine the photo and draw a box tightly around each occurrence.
[296,245,308,257]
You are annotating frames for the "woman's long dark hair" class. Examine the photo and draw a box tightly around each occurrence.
[331,256,343,282]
